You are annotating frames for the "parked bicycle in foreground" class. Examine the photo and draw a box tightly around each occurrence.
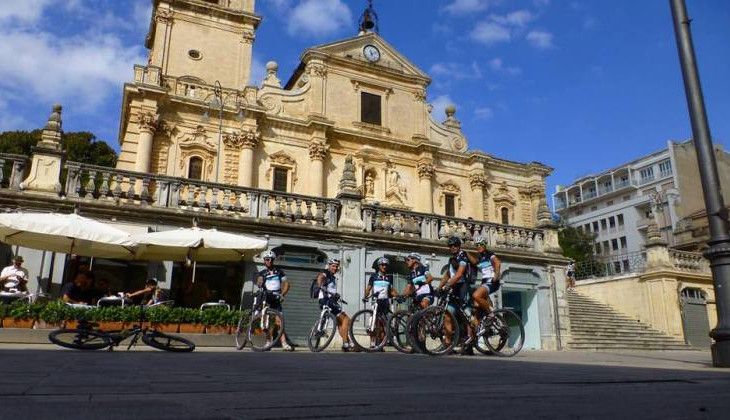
[235,287,284,351]
[350,294,391,352]
[409,288,524,357]
[48,303,195,352]
[308,293,348,352]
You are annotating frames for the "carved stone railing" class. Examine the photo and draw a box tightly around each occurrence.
[61,162,339,228]
[133,64,162,87]
[0,153,29,190]
[669,249,709,273]
[362,205,545,252]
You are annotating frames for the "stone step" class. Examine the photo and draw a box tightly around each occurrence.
[569,329,680,339]
[569,336,686,344]
[569,320,650,329]
[567,343,692,351]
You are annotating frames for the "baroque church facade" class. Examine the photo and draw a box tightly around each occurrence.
[116,0,551,226]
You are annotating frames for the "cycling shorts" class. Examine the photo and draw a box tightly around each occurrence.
[446,283,468,313]
[265,292,283,312]
[479,279,501,295]
[318,297,342,315]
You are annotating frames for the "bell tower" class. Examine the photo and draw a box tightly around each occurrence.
[145,0,260,89]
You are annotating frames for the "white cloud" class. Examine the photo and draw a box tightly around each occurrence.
[133,0,153,32]
[430,95,457,121]
[443,0,491,15]
[470,22,511,45]
[0,0,52,23]
[474,107,494,120]
[526,30,554,49]
[287,0,352,38]
[0,30,144,111]
[490,10,534,28]
[430,61,482,80]
[488,57,521,75]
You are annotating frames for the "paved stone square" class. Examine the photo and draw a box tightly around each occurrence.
[0,346,729,419]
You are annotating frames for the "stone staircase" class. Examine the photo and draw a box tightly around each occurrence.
[566,289,691,350]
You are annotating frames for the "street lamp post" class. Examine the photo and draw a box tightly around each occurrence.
[669,0,730,367]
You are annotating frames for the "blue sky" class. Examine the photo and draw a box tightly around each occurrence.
[1,0,729,203]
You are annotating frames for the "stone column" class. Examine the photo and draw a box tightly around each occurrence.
[309,141,327,197]
[536,198,562,254]
[20,104,65,193]
[306,60,327,118]
[337,155,364,232]
[230,128,260,188]
[135,111,158,173]
[645,222,672,269]
[417,160,435,213]
[469,172,487,220]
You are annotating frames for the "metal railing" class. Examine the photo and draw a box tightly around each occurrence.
[575,251,646,280]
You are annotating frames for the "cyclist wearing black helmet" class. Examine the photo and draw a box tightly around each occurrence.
[402,253,434,308]
[438,236,474,352]
[363,257,396,315]
[315,258,354,352]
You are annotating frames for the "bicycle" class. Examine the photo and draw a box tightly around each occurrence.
[48,304,195,352]
[387,295,422,354]
[409,287,525,357]
[349,295,391,352]
[307,293,347,352]
[235,287,284,352]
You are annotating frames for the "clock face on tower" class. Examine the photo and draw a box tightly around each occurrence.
[363,45,381,62]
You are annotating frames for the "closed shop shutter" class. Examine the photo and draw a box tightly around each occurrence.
[281,269,322,346]
[681,289,711,348]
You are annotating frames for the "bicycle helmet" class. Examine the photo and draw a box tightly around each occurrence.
[474,236,488,247]
[376,257,389,266]
[447,236,462,247]
[328,258,341,266]
[406,252,421,261]
[262,250,276,260]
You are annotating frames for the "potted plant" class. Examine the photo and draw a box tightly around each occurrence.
[147,305,178,333]
[5,301,37,328]
[36,300,68,329]
[228,309,248,333]
[177,307,204,334]
[201,306,232,334]
[92,306,126,331]
[64,305,94,329]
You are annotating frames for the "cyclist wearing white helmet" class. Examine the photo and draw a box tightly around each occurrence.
[363,257,396,315]
[467,237,502,321]
[315,258,353,352]
[403,253,434,308]
[256,250,293,351]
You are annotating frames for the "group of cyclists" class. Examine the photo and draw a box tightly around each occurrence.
[253,235,504,354]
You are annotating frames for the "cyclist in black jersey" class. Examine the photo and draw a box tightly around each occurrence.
[315,258,354,352]
[256,251,293,351]
[402,253,434,309]
[438,236,474,351]
[466,237,502,323]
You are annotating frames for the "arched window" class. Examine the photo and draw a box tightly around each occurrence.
[501,207,509,225]
[188,156,203,180]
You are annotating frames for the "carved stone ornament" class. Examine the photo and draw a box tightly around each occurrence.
[308,141,327,161]
[137,111,159,133]
[242,28,255,44]
[536,197,555,228]
[155,8,173,24]
[438,180,462,209]
[307,62,327,78]
[266,151,298,185]
[451,136,466,152]
[417,160,435,180]
[413,90,427,103]
[493,181,516,205]
[223,128,260,150]
[469,172,487,190]
[338,155,360,197]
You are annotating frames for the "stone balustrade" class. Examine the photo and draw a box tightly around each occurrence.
[669,249,709,273]
[0,154,29,190]
[133,64,162,87]
[362,204,544,252]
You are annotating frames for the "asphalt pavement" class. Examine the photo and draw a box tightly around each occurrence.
[1,346,729,419]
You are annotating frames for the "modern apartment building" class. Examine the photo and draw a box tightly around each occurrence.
[553,140,730,270]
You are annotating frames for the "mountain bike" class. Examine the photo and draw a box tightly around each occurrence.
[307,293,347,352]
[409,287,525,357]
[235,287,284,352]
[48,304,195,352]
[387,295,424,354]
[349,295,391,352]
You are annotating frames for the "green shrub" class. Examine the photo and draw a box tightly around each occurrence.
[90,306,127,322]
[227,310,249,327]
[200,307,232,326]
[0,303,9,318]
[8,301,35,319]
[146,306,174,324]
[173,307,202,324]
[39,300,70,323]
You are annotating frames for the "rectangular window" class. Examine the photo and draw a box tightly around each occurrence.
[595,243,601,254]
[617,214,624,226]
[611,238,619,251]
[584,223,591,232]
[609,216,616,228]
[273,167,288,192]
[622,260,630,271]
[593,221,599,232]
[640,167,655,183]
[613,261,622,273]
[603,240,609,252]
[361,92,382,125]
[659,160,672,177]
[620,236,627,249]
[444,194,455,217]
[601,219,607,230]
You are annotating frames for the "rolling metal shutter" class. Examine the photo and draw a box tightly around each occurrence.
[681,290,711,348]
[281,269,322,346]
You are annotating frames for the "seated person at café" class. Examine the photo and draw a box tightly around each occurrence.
[61,271,95,305]
[1,255,29,293]
[92,278,114,304]
[126,278,167,306]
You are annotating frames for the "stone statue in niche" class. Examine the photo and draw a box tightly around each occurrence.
[364,172,375,197]
[387,169,407,199]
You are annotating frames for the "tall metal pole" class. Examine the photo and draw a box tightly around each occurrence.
[670,0,730,367]
[214,80,223,184]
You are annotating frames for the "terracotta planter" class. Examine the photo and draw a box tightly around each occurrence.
[34,321,63,330]
[4,318,35,329]
[205,325,231,335]
[152,323,179,333]
[99,321,125,331]
[178,323,205,334]
[65,320,79,329]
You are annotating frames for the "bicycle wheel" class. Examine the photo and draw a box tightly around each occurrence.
[142,331,195,352]
[248,310,284,352]
[307,312,337,352]
[388,310,414,354]
[350,309,388,352]
[48,329,112,351]
[234,313,249,350]
[412,307,459,356]
[482,309,524,357]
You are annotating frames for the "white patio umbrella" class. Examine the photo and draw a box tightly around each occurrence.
[130,227,268,263]
[0,212,136,259]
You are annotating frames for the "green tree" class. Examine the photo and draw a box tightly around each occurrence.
[558,225,597,264]
[0,130,117,167]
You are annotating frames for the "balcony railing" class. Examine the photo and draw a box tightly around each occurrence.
[0,160,548,253]
[0,154,28,190]
[669,249,709,272]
